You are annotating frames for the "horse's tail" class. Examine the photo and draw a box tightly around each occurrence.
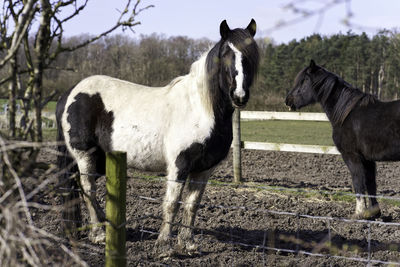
[56,88,81,237]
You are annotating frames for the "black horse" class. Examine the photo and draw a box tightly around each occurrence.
[285,60,400,219]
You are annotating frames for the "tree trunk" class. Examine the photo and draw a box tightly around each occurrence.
[32,0,51,142]
[378,65,384,100]
[370,70,374,95]
[8,54,17,138]
[33,69,43,142]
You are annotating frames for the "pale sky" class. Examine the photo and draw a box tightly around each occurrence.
[62,0,400,44]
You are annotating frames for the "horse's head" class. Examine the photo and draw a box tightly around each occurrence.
[285,60,320,111]
[217,19,259,108]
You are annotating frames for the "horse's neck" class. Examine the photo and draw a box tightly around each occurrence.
[321,84,365,125]
[319,85,342,123]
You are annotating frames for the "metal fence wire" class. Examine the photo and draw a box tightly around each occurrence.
[56,170,400,265]
[2,138,400,265]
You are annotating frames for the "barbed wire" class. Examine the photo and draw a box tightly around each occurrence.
[64,170,400,204]
[2,154,396,265]
[135,194,400,228]
[131,193,400,265]
[3,144,400,265]
[48,182,400,265]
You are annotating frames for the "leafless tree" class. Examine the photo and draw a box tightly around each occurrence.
[1,0,153,141]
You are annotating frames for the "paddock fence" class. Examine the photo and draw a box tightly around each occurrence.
[238,110,339,155]
[0,112,56,129]
[231,110,339,183]
[59,165,400,265]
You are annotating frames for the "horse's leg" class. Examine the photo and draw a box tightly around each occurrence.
[364,160,381,218]
[342,154,369,218]
[76,152,105,243]
[177,169,212,254]
[156,164,186,250]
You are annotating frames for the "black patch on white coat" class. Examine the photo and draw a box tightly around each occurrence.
[56,86,79,176]
[66,92,114,175]
[175,115,233,180]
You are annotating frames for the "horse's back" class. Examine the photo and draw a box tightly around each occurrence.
[60,75,216,172]
[59,75,168,170]
[335,100,400,161]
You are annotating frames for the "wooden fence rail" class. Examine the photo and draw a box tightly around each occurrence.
[240,111,329,121]
[232,110,340,182]
[0,112,56,129]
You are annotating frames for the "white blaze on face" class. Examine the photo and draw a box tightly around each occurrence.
[228,42,245,99]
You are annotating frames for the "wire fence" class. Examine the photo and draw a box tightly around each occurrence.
[2,139,400,265]
[54,170,400,265]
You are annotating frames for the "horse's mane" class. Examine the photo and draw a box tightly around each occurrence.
[312,68,376,125]
[164,28,259,119]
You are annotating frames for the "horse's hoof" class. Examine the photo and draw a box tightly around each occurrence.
[367,207,381,219]
[351,213,365,220]
[184,246,201,257]
[154,237,175,259]
[89,229,105,244]
[177,240,201,256]
[351,207,381,220]
[158,248,176,260]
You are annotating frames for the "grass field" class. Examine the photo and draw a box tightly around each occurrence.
[241,120,333,146]
[1,99,334,145]
[40,120,334,144]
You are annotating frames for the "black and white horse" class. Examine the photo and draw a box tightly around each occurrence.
[56,19,259,254]
[285,60,400,220]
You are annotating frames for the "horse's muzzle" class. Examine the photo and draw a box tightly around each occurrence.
[285,95,296,111]
[230,89,248,108]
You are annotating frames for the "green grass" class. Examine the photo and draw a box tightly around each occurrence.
[17,117,336,146]
[43,128,57,141]
[0,99,57,113]
[241,120,334,146]
[2,99,334,146]
[42,101,57,113]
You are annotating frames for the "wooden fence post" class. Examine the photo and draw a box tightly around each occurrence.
[232,108,242,183]
[105,151,127,267]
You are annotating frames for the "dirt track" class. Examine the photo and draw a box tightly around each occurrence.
[36,149,400,266]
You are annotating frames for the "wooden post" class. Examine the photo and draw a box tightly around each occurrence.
[232,108,242,183]
[106,151,127,267]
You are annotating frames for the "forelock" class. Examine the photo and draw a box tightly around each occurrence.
[225,29,259,74]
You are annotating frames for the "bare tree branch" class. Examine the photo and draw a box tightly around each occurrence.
[262,0,353,36]
[0,0,38,69]
[48,0,154,63]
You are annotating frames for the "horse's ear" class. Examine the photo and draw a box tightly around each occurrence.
[309,59,317,72]
[246,19,257,37]
[220,20,231,40]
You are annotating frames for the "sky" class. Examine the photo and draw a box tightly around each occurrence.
[62,0,400,44]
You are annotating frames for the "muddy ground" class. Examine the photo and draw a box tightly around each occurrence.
[34,149,400,266]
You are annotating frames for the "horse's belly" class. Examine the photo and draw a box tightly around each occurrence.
[110,127,166,172]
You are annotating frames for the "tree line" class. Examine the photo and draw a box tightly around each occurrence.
[2,30,400,112]
[256,30,400,110]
